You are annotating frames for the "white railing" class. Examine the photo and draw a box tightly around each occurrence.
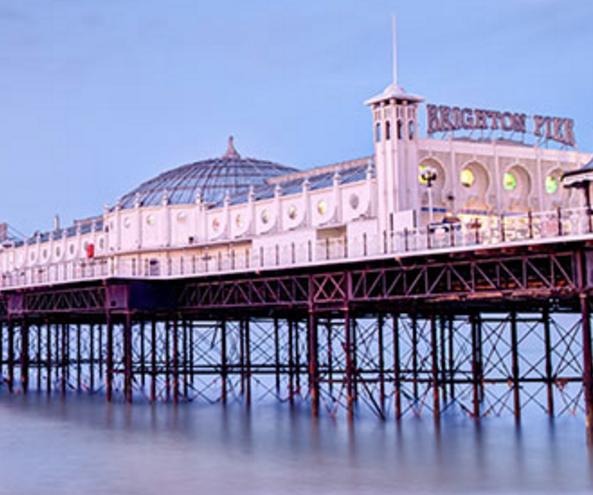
[2,207,592,290]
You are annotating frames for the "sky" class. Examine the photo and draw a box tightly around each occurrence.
[0,0,591,235]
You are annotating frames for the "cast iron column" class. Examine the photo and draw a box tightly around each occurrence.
[581,294,593,444]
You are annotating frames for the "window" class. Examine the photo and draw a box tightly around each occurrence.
[397,120,403,140]
[261,209,270,224]
[409,121,415,140]
[375,122,381,142]
[385,121,391,140]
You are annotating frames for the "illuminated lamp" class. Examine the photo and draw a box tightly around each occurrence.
[418,165,427,184]
[288,205,297,220]
[317,199,327,215]
[503,172,517,191]
[545,175,558,194]
[460,168,475,188]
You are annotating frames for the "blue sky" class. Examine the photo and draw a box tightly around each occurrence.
[0,0,591,234]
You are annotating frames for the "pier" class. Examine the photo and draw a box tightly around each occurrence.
[1,214,592,439]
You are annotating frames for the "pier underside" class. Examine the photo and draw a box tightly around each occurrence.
[1,240,593,438]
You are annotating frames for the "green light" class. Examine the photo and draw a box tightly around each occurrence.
[545,175,558,194]
[503,172,517,191]
[418,165,427,184]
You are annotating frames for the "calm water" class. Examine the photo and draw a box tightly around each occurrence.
[0,393,591,495]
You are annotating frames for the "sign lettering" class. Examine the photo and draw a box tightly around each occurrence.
[427,104,575,147]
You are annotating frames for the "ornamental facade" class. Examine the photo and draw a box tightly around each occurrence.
[0,42,591,285]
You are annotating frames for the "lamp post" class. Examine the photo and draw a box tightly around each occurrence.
[420,166,438,225]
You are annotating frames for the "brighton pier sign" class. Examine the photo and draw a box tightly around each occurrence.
[426,104,576,147]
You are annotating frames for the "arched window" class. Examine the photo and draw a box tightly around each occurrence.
[409,120,415,140]
[385,121,391,140]
[375,122,381,142]
[397,120,403,140]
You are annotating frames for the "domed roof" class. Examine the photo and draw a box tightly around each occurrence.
[117,137,298,209]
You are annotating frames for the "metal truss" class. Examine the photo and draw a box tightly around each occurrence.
[0,242,591,440]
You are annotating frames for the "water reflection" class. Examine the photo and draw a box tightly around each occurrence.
[0,393,591,494]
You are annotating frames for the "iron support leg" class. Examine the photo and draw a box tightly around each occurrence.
[273,318,280,395]
[308,310,319,417]
[327,319,333,396]
[510,311,521,422]
[7,320,14,394]
[46,323,52,394]
[124,313,133,404]
[165,321,170,402]
[221,319,227,404]
[182,320,188,398]
[351,317,358,402]
[440,316,448,403]
[76,324,81,391]
[61,324,67,395]
[543,307,554,417]
[189,321,194,387]
[580,295,593,444]
[151,319,157,403]
[430,314,440,420]
[0,322,3,384]
[20,320,29,394]
[239,319,245,397]
[470,314,480,418]
[344,309,354,420]
[106,314,114,402]
[89,324,95,392]
[393,314,401,420]
[172,318,179,405]
[288,319,294,404]
[377,314,386,415]
[37,324,42,391]
[244,318,251,407]
[448,316,455,401]
[295,320,301,396]
[139,321,146,389]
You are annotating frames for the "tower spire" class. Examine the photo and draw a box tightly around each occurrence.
[392,15,398,88]
[364,17,424,106]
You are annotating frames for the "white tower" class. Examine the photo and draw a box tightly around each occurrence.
[365,18,424,238]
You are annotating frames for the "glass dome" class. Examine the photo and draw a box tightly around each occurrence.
[117,137,297,209]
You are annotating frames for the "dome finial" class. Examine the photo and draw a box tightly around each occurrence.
[223,135,240,159]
